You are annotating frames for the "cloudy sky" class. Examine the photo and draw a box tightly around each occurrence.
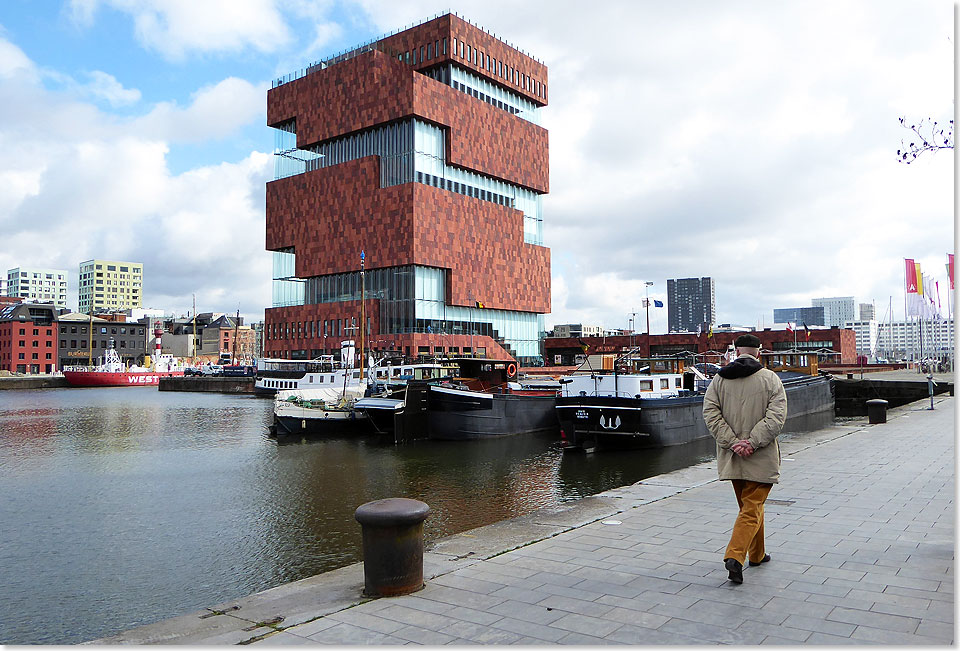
[0,0,953,333]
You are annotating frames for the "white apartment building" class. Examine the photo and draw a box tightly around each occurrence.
[552,324,603,338]
[813,297,855,328]
[6,267,69,308]
[846,318,954,361]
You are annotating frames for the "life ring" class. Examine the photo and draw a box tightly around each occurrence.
[506,363,517,378]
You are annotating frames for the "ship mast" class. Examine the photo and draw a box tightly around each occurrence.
[360,250,365,381]
[192,294,197,364]
[233,309,240,364]
[87,313,93,367]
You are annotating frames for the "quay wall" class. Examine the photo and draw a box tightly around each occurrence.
[833,377,952,415]
[0,376,70,390]
[159,377,257,394]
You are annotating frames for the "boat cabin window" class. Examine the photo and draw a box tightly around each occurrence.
[675,378,682,387]
[660,379,670,389]
[352,372,360,379]
[638,380,653,391]
[393,368,402,377]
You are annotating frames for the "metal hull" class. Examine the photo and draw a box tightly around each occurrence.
[63,371,184,387]
[427,386,559,440]
[557,374,834,451]
[273,409,367,436]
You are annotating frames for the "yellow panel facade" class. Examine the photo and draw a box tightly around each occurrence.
[78,259,143,314]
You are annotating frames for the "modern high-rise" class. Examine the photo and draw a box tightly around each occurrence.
[667,277,715,333]
[78,259,143,314]
[263,13,549,364]
[773,306,826,326]
[812,296,855,328]
[6,267,68,308]
[859,303,875,321]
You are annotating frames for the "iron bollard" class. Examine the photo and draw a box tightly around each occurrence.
[355,498,430,597]
[866,399,888,424]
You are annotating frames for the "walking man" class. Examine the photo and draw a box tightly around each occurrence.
[703,334,786,584]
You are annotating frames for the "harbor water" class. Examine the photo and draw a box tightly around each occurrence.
[2,387,722,644]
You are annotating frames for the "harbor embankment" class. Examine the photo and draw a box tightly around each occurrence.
[0,375,69,390]
[158,376,257,393]
[826,369,954,415]
[92,394,954,645]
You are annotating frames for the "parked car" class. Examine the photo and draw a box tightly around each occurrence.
[183,366,202,376]
[200,364,223,376]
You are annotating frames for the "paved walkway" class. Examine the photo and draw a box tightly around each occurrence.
[91,396,954,645]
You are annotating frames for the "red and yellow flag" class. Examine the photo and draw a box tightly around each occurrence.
[905,258,919,293]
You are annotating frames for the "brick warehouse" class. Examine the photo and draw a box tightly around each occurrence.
[263,13,549,365]
[544,328,858,367]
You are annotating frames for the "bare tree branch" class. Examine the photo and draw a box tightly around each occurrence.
[897,116,954,164]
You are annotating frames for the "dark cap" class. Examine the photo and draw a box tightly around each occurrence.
[734,334,761,348]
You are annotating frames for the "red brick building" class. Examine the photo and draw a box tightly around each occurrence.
[544,328,858,366]
[264,13,549,364]
[0,303,59,374]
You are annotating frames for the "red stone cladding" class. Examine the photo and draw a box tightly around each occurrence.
[263,302,512,360]
[412,183,550,313]
[544,329,858,365]
[266,157,550,314]
[266,49,548,193]
[373,13,547,106]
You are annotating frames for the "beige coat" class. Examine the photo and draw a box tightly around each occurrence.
[702,355,787,484]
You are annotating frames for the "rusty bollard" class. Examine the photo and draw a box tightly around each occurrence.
[354,498,430,597]
[866,399,888,424]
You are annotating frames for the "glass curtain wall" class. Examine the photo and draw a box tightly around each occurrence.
[275,262,542,361]
[448,65,542,126]
[272,249,304,307]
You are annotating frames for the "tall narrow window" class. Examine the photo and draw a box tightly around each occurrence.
[442,37,447,55]
[419,45,424,62]
[427,43,432,60]
[452,38,457,55]
[435,40,439,57]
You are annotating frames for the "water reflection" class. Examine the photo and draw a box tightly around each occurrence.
[0,388,772,644]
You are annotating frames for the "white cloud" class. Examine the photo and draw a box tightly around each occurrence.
[0,34,271,319]
[67,0,293,60]
[134,77,266,142]
[0,37,36,80]
[82,70,141,106]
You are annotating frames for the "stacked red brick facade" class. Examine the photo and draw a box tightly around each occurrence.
[264,14,549,361]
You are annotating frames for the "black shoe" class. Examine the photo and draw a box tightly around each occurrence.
[724,558,743,584]
[749,554,771,567]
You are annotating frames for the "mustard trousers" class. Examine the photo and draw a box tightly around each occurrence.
[724,479,772,565]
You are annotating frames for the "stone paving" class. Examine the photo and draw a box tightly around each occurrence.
[91,395,954,645]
